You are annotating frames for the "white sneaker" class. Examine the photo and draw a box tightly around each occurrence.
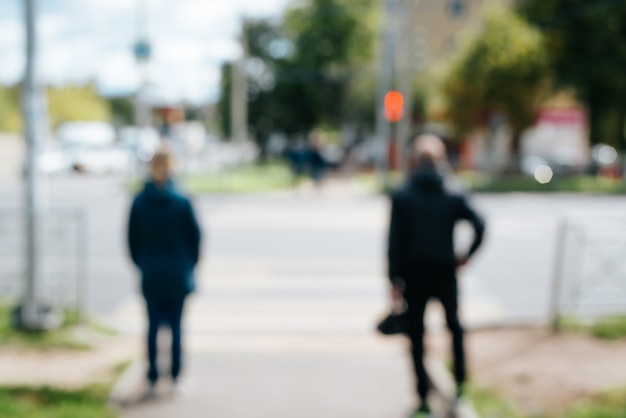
[137,383,157,403]
[453,396,476,416]
[168,378,195,399]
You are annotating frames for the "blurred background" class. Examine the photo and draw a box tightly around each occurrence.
[1,0,626,417]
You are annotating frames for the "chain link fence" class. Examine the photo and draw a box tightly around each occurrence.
[0,208,87,316]
[550,216,626,328]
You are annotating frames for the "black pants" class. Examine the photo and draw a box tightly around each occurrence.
[145,296,186,384]
[404,270,465,402]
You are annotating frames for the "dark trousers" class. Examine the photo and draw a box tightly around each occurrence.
[145,296,186,384]
[404,269,465,402]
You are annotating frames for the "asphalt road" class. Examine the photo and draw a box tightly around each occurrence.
[0,174,625,324]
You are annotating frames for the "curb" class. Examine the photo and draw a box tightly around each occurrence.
[425,357,480,418]
[109,358,145,407]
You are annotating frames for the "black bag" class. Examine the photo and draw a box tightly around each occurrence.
[376,310,410,335]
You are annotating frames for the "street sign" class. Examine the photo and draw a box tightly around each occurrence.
[134,40,151,61]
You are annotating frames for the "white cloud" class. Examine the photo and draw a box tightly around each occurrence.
[176,1,239,29]
[206,39,242,61]
[0,52,23,84]
[154,39,209,64]
[0,20,23,47]
[0,0,290,103]
[96,51,140,93]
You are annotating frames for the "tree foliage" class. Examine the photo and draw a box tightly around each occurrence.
[0,86,22,133]
[108,96,134,126]
[443,6,551,142]
[47,84,111,129]
[518,0,626,148]
[218,0,377,143]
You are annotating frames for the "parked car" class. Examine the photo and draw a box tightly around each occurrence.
[56,122,133,174]
[118,126,161,162]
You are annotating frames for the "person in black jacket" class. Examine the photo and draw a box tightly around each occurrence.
[387,134,485,416]
[128,148,202,396]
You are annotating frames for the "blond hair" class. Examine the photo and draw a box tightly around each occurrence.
[150,147,174,184]
[413,134,447,164]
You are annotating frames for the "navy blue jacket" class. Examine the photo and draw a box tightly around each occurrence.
[387,166,485,283]
[128,180,201,300]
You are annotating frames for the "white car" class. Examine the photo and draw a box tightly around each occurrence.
[57,122,133,174]
[118,126,161,162]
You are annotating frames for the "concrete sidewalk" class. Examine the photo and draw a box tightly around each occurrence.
[112,190,487,417]
[120,336,422,418]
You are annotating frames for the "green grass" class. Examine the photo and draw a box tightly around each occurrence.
[561,315,626,341]
[356,170,626,195]
[459,172,626,194]
[566,388,626,418]
[469,385,626,418]
[129,162,297,195]
[468,386,527,418]
[353,171,405,194]
[0,385,118,418]
[0,302,116,350]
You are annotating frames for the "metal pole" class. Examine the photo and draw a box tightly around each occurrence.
[549,221,568,333]
[76,210,88,325]
[21,0,43,329]
[230,18,248,143]
[395,0,421,174]
[134,0,149,132]
[375,0,398,188]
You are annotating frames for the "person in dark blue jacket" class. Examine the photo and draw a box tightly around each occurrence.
[388,134,485,417]
[128,148,201,395]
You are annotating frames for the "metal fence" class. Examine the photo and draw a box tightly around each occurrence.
[0,208,87,316]
[550,216,626,328]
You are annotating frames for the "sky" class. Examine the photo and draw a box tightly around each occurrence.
[0,0,291,104]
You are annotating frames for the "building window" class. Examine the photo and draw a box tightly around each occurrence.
[449,0,466,18]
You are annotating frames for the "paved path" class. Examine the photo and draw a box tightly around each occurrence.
[115,189,497,418]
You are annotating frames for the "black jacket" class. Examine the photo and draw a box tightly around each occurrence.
[128,180,202,300]
[387,166,485,282]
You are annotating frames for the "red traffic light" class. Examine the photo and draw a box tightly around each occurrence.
[384,90,404,122]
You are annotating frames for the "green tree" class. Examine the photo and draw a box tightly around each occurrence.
[518,0,626,149]
[107,96,134,126]
[0,86,22,133]
[443,7,551,165]
[281,0,376,131]
[47,84,111,129]
[217,62,232,138]
[217,0,378,145]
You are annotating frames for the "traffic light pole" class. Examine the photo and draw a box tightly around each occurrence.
[375,0,399,189]
[231,17,248,143]
[395,0,419,173]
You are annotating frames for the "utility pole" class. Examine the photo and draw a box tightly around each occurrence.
[20,0,51,330]
[395,0,420,173]
[375,0,400,187]
[230,18,248,143]
[134,0,151,135]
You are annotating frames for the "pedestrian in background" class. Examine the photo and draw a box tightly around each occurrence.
[306,130,329,186]
[128,147,202,397]
[387,134,485,417]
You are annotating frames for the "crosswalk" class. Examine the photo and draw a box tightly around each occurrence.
[111,257,509,353]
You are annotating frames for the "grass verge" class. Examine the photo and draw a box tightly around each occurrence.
[459,172,626,194]
[467,386,527,418]
[561,315,626,340]
[0,301,117,350]
[128,162,296,195]
[0,385,118,418]
[469,385,626,418]
[566,388,626,418]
